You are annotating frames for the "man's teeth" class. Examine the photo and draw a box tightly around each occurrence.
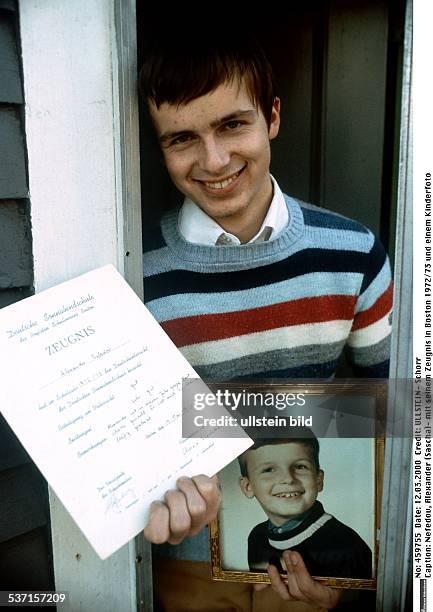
[275,492,302,499]
[204,169,242,190]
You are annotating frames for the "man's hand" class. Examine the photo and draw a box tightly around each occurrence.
[254,550,342,609]
[143,474,221,545]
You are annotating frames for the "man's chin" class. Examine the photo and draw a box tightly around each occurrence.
[197,199,249,222]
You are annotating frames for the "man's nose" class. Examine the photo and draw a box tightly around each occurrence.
[281,470,297,483]
[198,136,230,174]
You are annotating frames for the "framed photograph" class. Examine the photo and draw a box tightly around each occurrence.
[209,382,386,590]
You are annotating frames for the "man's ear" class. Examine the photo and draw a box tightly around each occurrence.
[239,476,255,499]
[268,96,281,141]
[317,469,324,493]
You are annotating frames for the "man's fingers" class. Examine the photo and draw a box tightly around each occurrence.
[267,564,294,601]
[143,501,170,544]
[176,477,208,534]
[283,551,342,608]
[283,551,314,602]
[143,474,222,546]
[191,474,222,521]
[164,489,191,544]
[253,583,269,592]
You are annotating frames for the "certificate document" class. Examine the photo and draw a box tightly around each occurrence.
[0,265,251,559]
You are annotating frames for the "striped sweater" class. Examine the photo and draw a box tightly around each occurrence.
[143,195,392,380]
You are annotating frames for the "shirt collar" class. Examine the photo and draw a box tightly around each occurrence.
[178,175,289,246]
[267,502,319,536]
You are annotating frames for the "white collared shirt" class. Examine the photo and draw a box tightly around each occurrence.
[178,175,289,245]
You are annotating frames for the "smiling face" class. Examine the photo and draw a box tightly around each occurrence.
[148,80,280,241]
[239,442,324,526]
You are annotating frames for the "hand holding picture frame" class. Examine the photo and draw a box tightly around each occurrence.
[209,382,386,590]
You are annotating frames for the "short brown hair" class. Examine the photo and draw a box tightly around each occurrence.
[238,432,320,478]
[138,31,276,128]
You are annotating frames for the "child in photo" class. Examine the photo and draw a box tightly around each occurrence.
[238,433,372,579]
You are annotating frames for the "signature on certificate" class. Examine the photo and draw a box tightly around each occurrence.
[104,488,139,514]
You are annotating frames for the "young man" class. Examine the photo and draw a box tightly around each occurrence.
[238,436,372,579]
[139,31,391,610]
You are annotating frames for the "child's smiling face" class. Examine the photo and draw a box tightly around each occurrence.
[239,442,324,526]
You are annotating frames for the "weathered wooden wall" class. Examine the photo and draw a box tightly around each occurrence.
[0,0,54,590]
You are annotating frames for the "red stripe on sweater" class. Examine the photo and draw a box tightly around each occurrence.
[161,295,357,347]
[351,282,393,331]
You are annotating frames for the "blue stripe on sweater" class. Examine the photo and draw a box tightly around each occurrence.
[355,260,392,312]
[303,227,374,253]
[359,237,388,294]
[146,271,363,320]
[351,360,390,378]
[142,227,373,278]
[302,207,370,234]
[144,248,380,301]
[195,360,340,380]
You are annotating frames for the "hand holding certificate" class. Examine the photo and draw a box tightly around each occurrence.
[0,265,251,559]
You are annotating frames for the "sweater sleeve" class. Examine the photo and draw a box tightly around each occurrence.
[345,234,393,377]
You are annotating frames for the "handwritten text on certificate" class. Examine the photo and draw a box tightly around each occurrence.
[0,265,251,559]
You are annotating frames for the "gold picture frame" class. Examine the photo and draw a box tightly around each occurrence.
[209,381,386,590]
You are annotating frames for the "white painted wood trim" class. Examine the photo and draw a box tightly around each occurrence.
[49,492,137,612]
[18,1,142,609]
[20,1,122,291]
[376,1,413,610]
[112,0,152,608]
[113,0,144,301]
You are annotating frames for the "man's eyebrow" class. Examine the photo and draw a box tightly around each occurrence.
[210,109,257,128]
[158,109,256,144]
[255,457,313,468]
[159,129,193,145]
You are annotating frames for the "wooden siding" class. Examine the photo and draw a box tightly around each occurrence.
[0,11,23,103]
[0,286,32,308]
[0,528,53,589]
[0,110,28,197]
[0,464,48,543]
[0,1,53,591]
[0,200,32,287]
[0,415,30,472]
